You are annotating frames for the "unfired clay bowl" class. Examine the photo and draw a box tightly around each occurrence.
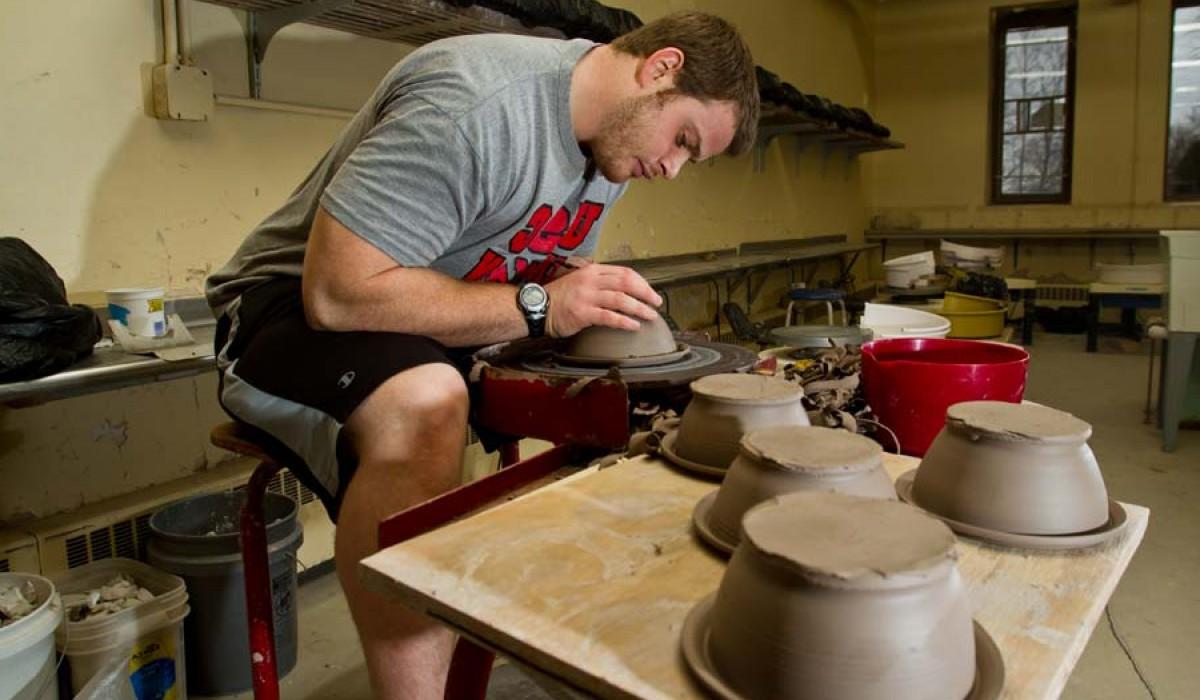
[693,425,895,554]
[663,374,809,478]
[564,313,679,361]
[681,492,1001,700]
[912,401,1110,535]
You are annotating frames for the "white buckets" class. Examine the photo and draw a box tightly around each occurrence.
[883,251,936,289]
[51,558,189,700]
[0,573,61,700]
[861,303,951,339]
[941,240,1003,270]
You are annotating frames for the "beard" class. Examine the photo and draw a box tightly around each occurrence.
[588,91,673,182]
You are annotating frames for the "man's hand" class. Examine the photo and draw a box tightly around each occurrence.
[544,264,663,338]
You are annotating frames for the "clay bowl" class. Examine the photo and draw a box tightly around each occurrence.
[662,373,809,478]
[693,425,895,554]
[911,401,1110,536]
[562,313,682,365]
[682,492,1003,700]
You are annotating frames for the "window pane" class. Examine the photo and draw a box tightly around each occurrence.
[1004,102,1019,133]
[1166,5,1200,198]
[1000,132,1065,196]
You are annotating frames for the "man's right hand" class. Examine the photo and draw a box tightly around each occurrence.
[544,264,663,338]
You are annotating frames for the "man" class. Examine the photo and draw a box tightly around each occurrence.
[206,10,757,698]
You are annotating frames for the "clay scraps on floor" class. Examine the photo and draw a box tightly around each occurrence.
[63,574,154,622]
[0,580,40,628]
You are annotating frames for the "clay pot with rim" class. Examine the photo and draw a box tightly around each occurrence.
[666,374,809,475]
[565,313,677,360]
[912,401,1109,535]
[682,492,1001,700]
[693,425,895,554]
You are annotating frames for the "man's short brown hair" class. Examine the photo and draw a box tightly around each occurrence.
[612,12,759,157]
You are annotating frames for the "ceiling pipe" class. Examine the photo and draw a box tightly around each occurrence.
[161,0,179,64]
[176,0,193,65]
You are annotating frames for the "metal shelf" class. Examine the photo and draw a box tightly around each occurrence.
[752,106,903,172]
[197,0,564,96]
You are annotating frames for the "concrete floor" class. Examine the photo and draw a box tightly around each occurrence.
[223,332,1199,700]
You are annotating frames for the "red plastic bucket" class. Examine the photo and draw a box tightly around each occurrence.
[861,338,1030,456]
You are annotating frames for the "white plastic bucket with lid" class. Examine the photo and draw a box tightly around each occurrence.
[883,251,935,288]
[105,288,166,338]
[51,558,189,700]
[0,573,62,700]
[861,303,951,339]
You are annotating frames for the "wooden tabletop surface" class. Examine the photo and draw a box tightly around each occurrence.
[361,452,1148,699]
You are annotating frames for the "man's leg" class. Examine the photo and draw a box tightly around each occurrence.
[336,362,469,699]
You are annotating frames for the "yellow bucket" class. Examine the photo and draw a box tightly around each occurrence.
[938,293,1007,338]
[942,291,1004,312]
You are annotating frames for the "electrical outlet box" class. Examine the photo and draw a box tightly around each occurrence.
[152,63,213,121]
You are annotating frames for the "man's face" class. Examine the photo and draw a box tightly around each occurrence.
[589,91,738,184]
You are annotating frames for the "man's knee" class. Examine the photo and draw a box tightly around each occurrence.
[347,363,469,457]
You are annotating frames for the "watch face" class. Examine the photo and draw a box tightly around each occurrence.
[520,284,547,309]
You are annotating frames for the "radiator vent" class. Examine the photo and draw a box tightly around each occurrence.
[268,470,317,506]
[0,559,10,573]
[1036,284,1090,307]
[63,513,154,570]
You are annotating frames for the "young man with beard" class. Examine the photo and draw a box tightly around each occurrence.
[205,10,757,698]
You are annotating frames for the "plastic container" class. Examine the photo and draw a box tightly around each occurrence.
[147,491,302,696]
[861,303,951,339]
[861,338,1029,456]
[940,240,1003,268]
[938,292,1007,338]
[883,251,936,289]
[105,288,166,338]
[0,573,61,700]
[50,558,189,700]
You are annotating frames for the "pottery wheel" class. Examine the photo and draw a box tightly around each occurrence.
[482,338,758,389]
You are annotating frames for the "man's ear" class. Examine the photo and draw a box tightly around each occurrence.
[636,47,685,90]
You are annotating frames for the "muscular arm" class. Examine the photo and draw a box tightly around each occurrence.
[302,206,662,346]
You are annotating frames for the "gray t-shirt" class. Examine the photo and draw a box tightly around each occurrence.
[206,34,626,312]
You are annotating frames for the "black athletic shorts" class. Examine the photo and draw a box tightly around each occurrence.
[214,278,480,522]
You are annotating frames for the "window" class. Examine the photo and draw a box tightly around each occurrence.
[990,5,1077,204]
[1166,2,1200,200]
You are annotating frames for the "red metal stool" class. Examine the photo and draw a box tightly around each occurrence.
[212,421,516,700]
[213,367,633,700]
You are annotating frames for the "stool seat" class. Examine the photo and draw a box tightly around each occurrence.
[785,288,848,328]
[787,288,845,301]
[211,421,307,472]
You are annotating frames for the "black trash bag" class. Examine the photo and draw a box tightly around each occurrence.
[0,238,102,382]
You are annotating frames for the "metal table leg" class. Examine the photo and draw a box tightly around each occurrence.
[1022,288,1036,346]
[1086,294,1100,353]
[1162,331,1199,451]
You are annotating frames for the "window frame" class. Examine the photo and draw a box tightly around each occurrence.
[1164,0,1200,201]
[989,4,1078,205]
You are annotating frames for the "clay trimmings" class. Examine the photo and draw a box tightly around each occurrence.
[946,401,1092,443]
[691,372,803,403]
[743,492,957,582]
[741,425,882,474]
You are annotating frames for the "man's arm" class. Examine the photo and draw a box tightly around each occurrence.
[302,206,662,347]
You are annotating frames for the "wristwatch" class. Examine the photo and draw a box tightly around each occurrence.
[517,282,549,337]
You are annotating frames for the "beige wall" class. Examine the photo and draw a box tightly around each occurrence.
[870,0,1200,233]
[1,1,875,520]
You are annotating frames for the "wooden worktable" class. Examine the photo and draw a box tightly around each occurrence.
[361,453,1148,699]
